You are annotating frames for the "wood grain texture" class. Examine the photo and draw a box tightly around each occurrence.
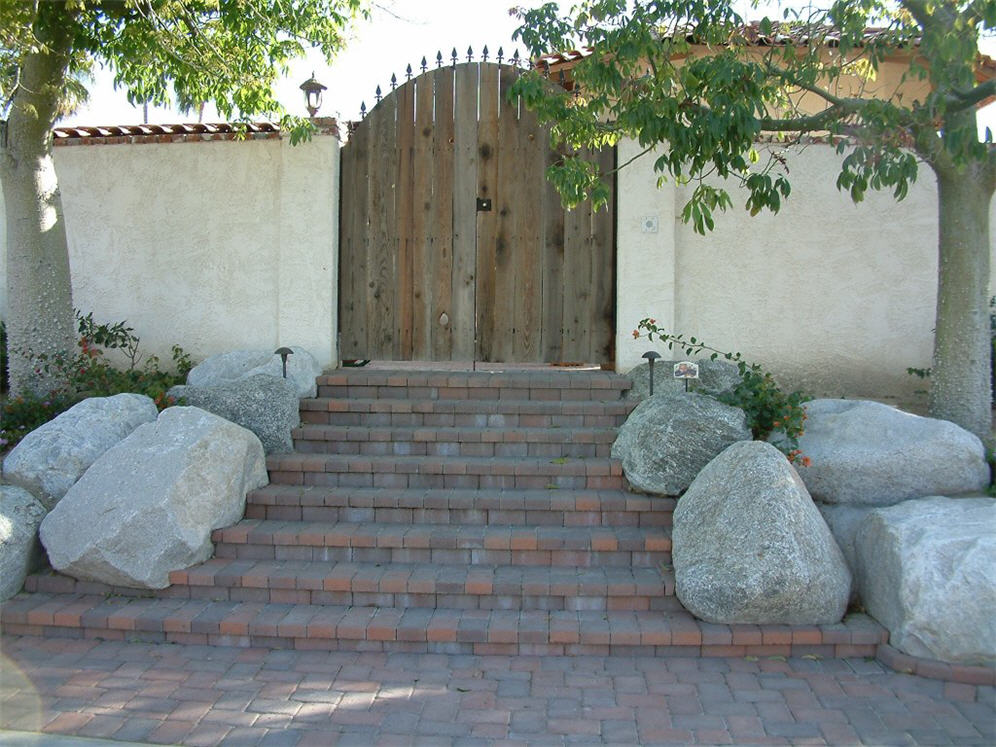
[339,62,616,364]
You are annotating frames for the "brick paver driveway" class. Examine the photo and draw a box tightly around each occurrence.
[1,635,993,745]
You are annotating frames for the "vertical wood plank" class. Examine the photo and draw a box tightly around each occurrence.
[540,138,566,362]
[561,151,589,362]
[514,84,543,362]
[430,65,455,360]
[395,79,416,359]
[451,63,478,360]
[591,146,616,363]
[344,120,370,358]
[490,64,521,363]
[475,62,500,362]
[366,96,398,358]
[337,129,357,358]
[411,71,435,359]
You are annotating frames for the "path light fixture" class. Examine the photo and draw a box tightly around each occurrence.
[642,350,661,395]
[300,73,327,118]
[274,347,294,378]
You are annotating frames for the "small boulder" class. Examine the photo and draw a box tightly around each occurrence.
[854,496,996,666]
[611,391,751,495]
[2,393,158,508]
[818,504,877,604]
[169,374,298,454]
[624,358,741,402]
[0,486,48,601]
[40,407,268,589]
[187,346,321,398]
[794,399,988,505]
[673,440,852,625]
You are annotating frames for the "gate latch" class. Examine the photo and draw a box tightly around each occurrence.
[476,197,492,212]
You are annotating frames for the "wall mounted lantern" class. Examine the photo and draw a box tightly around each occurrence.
[642,350,661,395]
[274,347,294,378]
[300,73,327,118]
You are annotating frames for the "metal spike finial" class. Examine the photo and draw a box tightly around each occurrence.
[451,47,459,66]
[436,50,443,68]
[390,73,397,90]
[406,63,413,80]
[360,101,367,119]
[467,45,473,62]
[497,46,504,64]
[375,84,382,102]
[420,56,428,73]
[512,49,521,67]
[482,45,489,62]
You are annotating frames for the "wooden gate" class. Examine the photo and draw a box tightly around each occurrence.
[339,61,615,363]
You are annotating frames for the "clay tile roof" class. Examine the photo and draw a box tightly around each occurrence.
[535,23,996,83]
[52,122,282,140]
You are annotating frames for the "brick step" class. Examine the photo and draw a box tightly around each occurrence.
[0,592,888,658]
[266,454,625,491]
[299,398,634,428]
[25,562,679,612]
[244,486,674,528]
[210,520,670,567]
[317,369,630,402]
[291,425,619,458]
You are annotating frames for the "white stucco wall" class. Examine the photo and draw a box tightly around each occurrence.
[616,137,996,400]
[1,133,340,370]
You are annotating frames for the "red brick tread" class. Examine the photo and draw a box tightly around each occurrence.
[317,369,632,391]
[25,561,677,611]
[0,592,887,656]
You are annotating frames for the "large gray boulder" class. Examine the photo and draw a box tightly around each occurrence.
[624,358,741,402]
[854,496,996,666]
[39,407,268,589]
[0,486,48,601]
[2,393,158,508]
[674,440,852,625]
[187,346,321,398]
[818,504,877,604]
[611,391,751,496]
[794,399,988,505]
[169,374,298,454]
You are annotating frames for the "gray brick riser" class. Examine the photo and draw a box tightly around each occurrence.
[0,623,879,660]
[243,504,671,527]
[211,544,669,567]
[23,582,681,613]
[301,411,627,428]
[292,439,613,458]
[317,385,627,401]
[269,471,623,490]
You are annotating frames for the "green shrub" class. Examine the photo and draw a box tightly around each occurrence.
[0,312,192,450]
[634,318,811,465]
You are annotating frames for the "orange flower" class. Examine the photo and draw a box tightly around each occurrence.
[632,330,640,339]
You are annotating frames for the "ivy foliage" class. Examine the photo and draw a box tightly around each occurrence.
[1,0,367,142]
[510,0,995,226]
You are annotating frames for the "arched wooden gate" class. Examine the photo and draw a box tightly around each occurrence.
[338,61,615,364]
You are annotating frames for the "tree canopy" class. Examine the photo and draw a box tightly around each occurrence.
[512,0,995,440]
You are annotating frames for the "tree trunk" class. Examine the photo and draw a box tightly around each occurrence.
[929,163,994,443]
[1,11,76,397]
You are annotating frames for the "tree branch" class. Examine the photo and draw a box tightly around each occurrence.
[948,78,996,110]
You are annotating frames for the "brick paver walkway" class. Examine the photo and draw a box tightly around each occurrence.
[1,635,993,745]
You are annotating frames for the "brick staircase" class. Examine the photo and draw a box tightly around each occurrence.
[2,368,886,657]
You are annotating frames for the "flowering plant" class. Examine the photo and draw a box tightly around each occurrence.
[633,318,811,466]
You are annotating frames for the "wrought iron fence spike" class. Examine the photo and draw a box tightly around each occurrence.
[497,46,504,64]
[375,84,382,102]
[482,45,489,62]
[421,56,428,73]
[512,49,521,67]
[360,101,366,118]
[406,63,413,80]
[390,73,397,89]
[436,50,444,68]
[467,45,473,62]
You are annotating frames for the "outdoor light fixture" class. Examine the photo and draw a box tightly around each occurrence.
[300,73,327,118]
[274,347,294,378]
[642,350,661,395]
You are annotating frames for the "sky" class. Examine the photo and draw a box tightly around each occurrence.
[58,0,995,137]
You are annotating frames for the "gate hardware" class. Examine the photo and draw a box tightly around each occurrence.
[476,197,492,212]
